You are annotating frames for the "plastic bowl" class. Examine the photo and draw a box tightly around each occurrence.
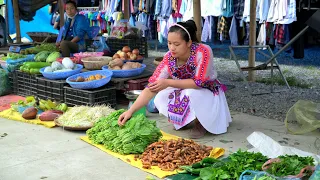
[40,64,83,80]
[66,70,113,89]
[81,56,113,70]
[102,64,146,78]
[56,57,83,65]
[73,52,104,59]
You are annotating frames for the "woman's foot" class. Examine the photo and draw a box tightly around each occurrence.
[189,120,207,139]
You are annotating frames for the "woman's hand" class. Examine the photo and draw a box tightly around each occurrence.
[148,79,169,92]
[118,110,133,126]
[55,42,60,48]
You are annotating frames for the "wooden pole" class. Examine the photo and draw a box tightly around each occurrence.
[248,0,257,81]
[123,0,130,19]
[59,0,64,28]
[193,0,201,42]
[12,0,21,43]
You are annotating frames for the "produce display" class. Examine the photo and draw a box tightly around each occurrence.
[179,150,269,180]
[34,51,60,63]
[87,110,162,155]
[19,62,51,74]
[20,43,58,55]
[264,155,314,177]
[69,74,107,82]
[108,61,142,70]
[140,139,213,171]
[112,46,143,61]
[43,58,76,73]
[55,105,115,128]
[1,53,26,61]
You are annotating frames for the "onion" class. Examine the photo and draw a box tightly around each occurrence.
[132,49,139,55]
[119,52,127,59]
[116,50,122,55]
[112,54,120,59]
[130,54,137,60]
[122,46,131,53]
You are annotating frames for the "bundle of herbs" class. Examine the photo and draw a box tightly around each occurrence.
[179,150,269,180]
[264,155,314,178]
[86,109,162,155]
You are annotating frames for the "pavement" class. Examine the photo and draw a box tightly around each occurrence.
[0,110,319,180]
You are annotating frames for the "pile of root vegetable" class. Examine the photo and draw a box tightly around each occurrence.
[140,139,213,171]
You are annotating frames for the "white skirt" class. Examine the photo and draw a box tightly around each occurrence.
[154,87,232,134]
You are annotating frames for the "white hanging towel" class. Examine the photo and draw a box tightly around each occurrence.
[257,22,266,49]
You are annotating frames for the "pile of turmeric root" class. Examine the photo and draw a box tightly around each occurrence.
[138,139,213,171]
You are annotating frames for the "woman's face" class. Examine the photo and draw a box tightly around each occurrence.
[65,3,77,17]
[167,32,191,58]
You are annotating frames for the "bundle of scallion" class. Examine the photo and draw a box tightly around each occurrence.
[55,105,115,127]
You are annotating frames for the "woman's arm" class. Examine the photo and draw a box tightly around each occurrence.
[127,88,156,114]
[167,79,199,89]
[118,88,156,126]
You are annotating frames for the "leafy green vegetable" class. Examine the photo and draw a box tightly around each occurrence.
[254,175,276,180]
[2,53,26,61]
[86,109,162,155]
[265,155,314,177]
[180,150,269,180]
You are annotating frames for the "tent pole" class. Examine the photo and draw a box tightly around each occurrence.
[248,0,257,81]
[59,0,64,28]
[124,0,130,19]
[193,0,201,42]
[12,0,21,43]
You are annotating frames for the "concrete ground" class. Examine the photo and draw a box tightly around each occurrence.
[0,111,319,180]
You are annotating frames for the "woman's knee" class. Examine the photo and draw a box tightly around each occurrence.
[60,40,69,48]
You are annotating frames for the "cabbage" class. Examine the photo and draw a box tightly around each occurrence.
[35,51,51,62]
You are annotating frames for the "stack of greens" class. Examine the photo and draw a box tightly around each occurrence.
[179,150,269,180]
[86,109,162,155]
[265,155,314,177]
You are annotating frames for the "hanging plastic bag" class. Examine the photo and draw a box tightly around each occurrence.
[0,69,10,96]
[310,165,320,180]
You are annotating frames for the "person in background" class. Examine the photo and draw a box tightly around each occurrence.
[118,20,232,139]
[53,12,68,30]
[56,0,90,57]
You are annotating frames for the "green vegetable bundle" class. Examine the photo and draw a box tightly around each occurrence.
[265,155,314,177]
[20,43,58,55]
[180,150,269,180]
[86,109,162,155]
[2,53,26,61]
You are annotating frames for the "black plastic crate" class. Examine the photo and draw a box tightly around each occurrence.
[16,70,41,96]
[64,85,117,108]
[106,37,148,57]
[8,71,17,94]
[36,77,67,102]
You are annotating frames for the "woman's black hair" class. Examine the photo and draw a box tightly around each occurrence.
[65,0,77,9]
[168,20,199,43]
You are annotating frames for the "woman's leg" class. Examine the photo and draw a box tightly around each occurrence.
[60,40,79,57]
[190,118,207,139]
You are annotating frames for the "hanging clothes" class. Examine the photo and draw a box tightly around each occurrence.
[277,0,297,24]
[172,0,183,18]
[201,17,211,42]
[217,16,229,41]
[202,0,224,17]
[222,0,234,18]
[229,16,238,45]
[183,0,193,21]
[233,0,245,20]
[160,0,173,18]
[257,22,266,47]
[258,0,271,23]
[154,0,162,16]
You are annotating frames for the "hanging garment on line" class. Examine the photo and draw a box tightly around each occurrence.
[172,0,183,18]
[257,22,267,48]
[233,0,245,20]
[277,0,297,24]
[217,16,229,41]
[154,0,162,16]
[222,0,234,18]
[258,0,271,23]
[201,0,224,17]
[201,17,211,42]
[183,0,193,21]
[229,16,239,45]
[160,0,173,18]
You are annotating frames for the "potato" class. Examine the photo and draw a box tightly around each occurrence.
[22,107,38,120]
[122,63,132,70]
[39,110,63,121]
[112,66,121,70]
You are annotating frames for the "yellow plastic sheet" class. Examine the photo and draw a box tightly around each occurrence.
[0,108,56,128]
[80,131,225,179]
